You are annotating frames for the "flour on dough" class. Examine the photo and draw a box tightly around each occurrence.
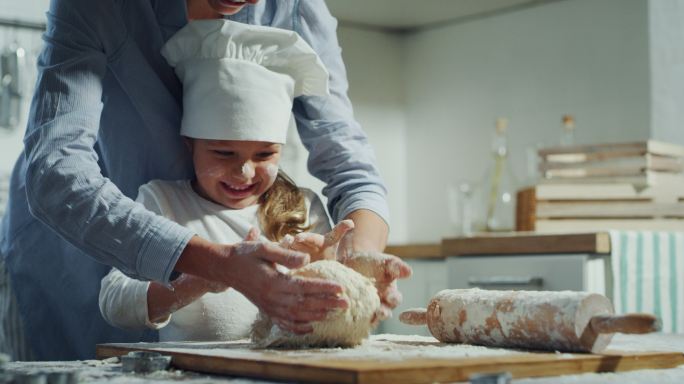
[251,260,380,348]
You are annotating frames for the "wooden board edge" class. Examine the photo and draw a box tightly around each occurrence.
[538,142,648,157]
[171,353,359,384]
[96,344,684,384]
[354,352,684,384]
[442,232,611,256]
[538,140,684,158]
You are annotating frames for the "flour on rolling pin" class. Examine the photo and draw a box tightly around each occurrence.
[400,288,660,353]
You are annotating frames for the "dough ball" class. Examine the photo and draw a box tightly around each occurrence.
[251,260,380,348]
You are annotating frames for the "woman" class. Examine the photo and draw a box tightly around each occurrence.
[0,0,410,360]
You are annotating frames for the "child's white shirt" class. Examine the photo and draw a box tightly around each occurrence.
[99,179,331,342]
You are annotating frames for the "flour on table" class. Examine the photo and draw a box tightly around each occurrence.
[251,260,380,348]
[127,334,525,362]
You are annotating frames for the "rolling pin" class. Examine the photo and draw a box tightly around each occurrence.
[400,288,660,353]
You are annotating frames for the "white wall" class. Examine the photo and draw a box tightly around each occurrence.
[401,0,651,242]
[649,0,684,145]
[0,0,49,22]
[336,26,408,242]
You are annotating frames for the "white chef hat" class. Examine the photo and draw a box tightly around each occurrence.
[161,19,329,144]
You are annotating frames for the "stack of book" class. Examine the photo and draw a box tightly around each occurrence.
[516,140,684,232]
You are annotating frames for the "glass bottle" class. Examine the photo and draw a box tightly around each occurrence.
[560,114,576,147]
[447,181,474,237]
[480,118,518,232]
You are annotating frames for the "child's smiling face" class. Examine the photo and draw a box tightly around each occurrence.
[190,139,281,209]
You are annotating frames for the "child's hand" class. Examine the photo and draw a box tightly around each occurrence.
[341,251,412,326]
[279,220,354,262]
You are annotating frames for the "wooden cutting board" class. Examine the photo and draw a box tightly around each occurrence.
[96,335,684,384]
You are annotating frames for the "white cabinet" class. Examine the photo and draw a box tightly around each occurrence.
[447,253,609,293]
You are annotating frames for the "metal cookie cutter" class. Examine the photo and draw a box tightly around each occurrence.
[120,351,172,374]
[469,371,512,384]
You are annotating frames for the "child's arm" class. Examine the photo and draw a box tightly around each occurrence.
[99,267,229,329]
[146,274,228,323]
[99,268,158,330]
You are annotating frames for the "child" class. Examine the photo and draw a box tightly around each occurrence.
[98,19,352,342]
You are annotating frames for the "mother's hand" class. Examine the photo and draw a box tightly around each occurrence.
[176,234,348,335]
[228,240,350,334]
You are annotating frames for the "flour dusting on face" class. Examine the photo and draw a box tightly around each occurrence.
[196,165,224,179]
[241,163,255,179]
[265,164,279,185]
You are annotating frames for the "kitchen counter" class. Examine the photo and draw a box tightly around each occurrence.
[384,243,443,259]
[386,232,612,259]
[4,334,684,383]
[442,231,611,256]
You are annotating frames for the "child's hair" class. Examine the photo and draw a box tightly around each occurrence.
[258,170,311,241]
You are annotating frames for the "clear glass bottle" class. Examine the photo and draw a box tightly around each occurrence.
[560,114,576,147]
[448,181,474,237]
[478,118,518,232]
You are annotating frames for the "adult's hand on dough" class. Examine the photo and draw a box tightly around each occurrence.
[279,220,355,262]
[182,227,264,294]
[220,239,348,335]
[342,251,412,325]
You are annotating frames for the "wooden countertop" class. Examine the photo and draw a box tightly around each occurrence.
[386,232,611,259]
[442,232,611,256]
[384,243,443,259]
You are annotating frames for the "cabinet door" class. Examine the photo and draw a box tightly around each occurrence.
[447,254,591,292]
[376,259,449,336]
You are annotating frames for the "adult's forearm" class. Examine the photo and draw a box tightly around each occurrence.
[173,236,226,281]
[344,209,388,253]
[174,236,217,278]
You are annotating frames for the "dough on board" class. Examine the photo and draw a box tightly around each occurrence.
[251,260,380,348]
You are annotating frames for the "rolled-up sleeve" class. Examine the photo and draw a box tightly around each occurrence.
[22,0,194,282]
[292,1,390,225]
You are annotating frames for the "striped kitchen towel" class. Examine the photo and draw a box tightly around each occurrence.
[610,231,684,333]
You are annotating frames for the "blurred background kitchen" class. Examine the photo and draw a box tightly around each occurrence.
[1,0,683,334]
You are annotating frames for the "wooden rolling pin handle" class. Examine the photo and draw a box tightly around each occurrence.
[590,313,661,334]
[399,308,428,326]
